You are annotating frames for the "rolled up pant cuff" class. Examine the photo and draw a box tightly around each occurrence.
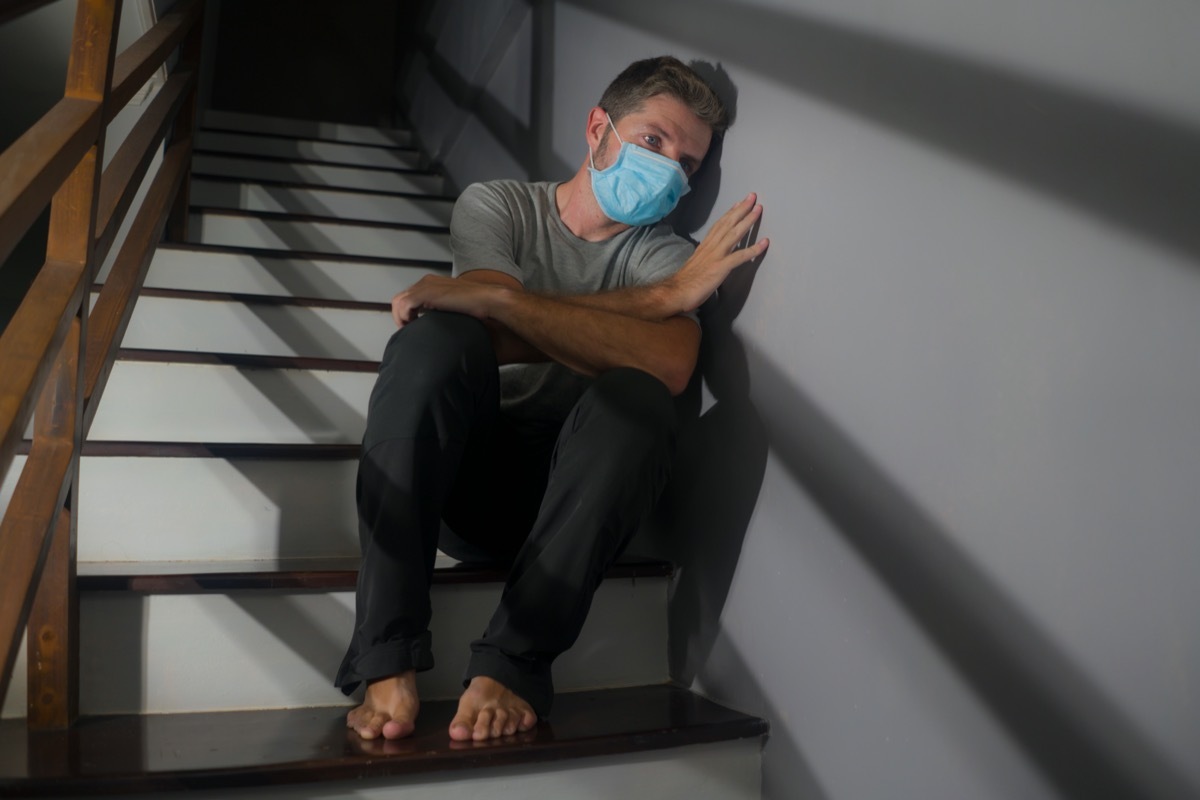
[335,631,434,695]
[464,648,554,719]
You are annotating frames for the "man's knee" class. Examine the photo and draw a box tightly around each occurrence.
[572,367,678,452]
[366,312,497,444]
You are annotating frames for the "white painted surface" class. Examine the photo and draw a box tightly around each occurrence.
[128,247,438,302]
[118,294,394,360]
[191,153,445,196]
[127,740,762,800]
[202,108,415,148]
[88,361,372,444]
[196,131,424,170]
[189,212,452,262]
[62,577,665,714]
[5,453,356,564]
[75,456,360,562]
[190,179,455,227]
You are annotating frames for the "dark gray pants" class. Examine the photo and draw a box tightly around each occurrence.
[335,311,677,716]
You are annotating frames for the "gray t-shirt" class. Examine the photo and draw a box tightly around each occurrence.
[450,179,696,426]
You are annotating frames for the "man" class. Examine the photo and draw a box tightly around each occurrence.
[338,56,768,743]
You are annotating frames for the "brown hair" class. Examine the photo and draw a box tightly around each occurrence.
[598,56,732,136]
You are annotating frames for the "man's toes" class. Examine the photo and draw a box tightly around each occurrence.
[448,711,474,742]
[473,708,495,741]
[521,709,537,731]
[381,717,414,740]
[490,708,510,739]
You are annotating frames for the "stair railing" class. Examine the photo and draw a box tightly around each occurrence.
[0,0,204,730]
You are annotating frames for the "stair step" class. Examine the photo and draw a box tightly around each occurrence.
[201,108,416,148]
[120,244,442,301]
[3,444,359,562]
[192,152,446,195]
[0,685,766,797]
[189,208,452,262]
[195,130,424,170]
[109,289,394,360]
[88,356,374,444]
[76,555,672,592]
[190,175,456,226]
[3,570,668,714]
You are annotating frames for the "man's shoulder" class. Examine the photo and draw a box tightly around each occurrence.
[460,179,554,211]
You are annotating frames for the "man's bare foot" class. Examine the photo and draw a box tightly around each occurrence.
[448,675,538,741]
[346,671,420,740]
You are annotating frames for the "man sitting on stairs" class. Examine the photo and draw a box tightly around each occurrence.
[337,56,768,742]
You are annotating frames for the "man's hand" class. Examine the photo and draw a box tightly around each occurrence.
[664,192,768,314]
[391,275,508,328]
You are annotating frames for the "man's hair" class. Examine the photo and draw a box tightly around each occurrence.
[598,56,732,136]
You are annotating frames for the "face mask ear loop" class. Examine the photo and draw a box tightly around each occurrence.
[590,113,624,171]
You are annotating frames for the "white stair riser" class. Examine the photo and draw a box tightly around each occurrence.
[190,213,451,262]
[202,109,415,148]
[125,741,762,800]
[62,579,664,714]
[89,361,374,444]
[113,248,438,302]
[191,179,454,227]
[1,455,360,562]
[116,294,395,360]
[196,131,423,170]
[192,154,444,195]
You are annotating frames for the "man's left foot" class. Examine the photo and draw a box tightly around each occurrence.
[448,675,538,741]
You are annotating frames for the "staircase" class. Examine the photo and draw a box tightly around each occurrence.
[0,110,766,796]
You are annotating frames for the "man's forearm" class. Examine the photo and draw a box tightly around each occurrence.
[490,287,699,395]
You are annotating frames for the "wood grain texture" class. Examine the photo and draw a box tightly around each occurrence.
[0,684,766,795]
[106,0,201,121]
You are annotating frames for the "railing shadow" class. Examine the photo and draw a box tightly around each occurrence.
[749,348,1198,800]
[564,0,1200,266]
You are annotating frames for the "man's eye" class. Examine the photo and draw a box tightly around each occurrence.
[644,135,660,147]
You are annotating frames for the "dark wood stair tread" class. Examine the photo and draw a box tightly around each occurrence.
[98,284,393,313]
[0,685,766,796]
[155,241,452,270]
[191,204,450,234]
[191,148,438,176]
[77,555,672,592]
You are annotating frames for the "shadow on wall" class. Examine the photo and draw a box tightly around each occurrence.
[565,0,1200,265]
[750,348,1199,800]
[398,0,574,188]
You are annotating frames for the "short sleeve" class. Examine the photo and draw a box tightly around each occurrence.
[450,183,524,284]
[628,225,701,326]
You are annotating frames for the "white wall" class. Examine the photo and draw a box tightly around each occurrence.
[398,2,1200,798]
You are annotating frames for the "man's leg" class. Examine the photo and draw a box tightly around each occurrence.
[337,311,498,739]
[452,367,678,740]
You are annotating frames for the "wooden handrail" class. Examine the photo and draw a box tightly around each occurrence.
[0,0,205,727]
[0,98,102,268]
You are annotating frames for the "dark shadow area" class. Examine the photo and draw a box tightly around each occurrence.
[209,0,398,126]
[749,347,1199,800]
[566,0,1200,264]
[396,0,576,184]
[647,268,771,688]
[667,61,737,238]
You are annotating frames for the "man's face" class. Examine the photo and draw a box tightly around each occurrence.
[595,93,713,180]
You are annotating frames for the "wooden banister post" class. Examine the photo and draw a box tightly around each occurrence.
[27,0,124,731]
[164,0,204,243]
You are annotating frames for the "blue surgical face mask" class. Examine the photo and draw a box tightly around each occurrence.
[589,114,690,226]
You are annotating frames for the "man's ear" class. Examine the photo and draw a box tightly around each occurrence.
[585,106,610,151]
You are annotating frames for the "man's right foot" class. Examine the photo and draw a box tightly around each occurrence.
[346,670,420,740]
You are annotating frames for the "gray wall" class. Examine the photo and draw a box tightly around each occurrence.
[397,1,1200,798]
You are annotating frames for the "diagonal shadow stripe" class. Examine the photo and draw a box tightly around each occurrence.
[564,0,1200,264]
[749,347,1198,800]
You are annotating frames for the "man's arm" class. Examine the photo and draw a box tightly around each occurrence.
[391,193,767,396]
